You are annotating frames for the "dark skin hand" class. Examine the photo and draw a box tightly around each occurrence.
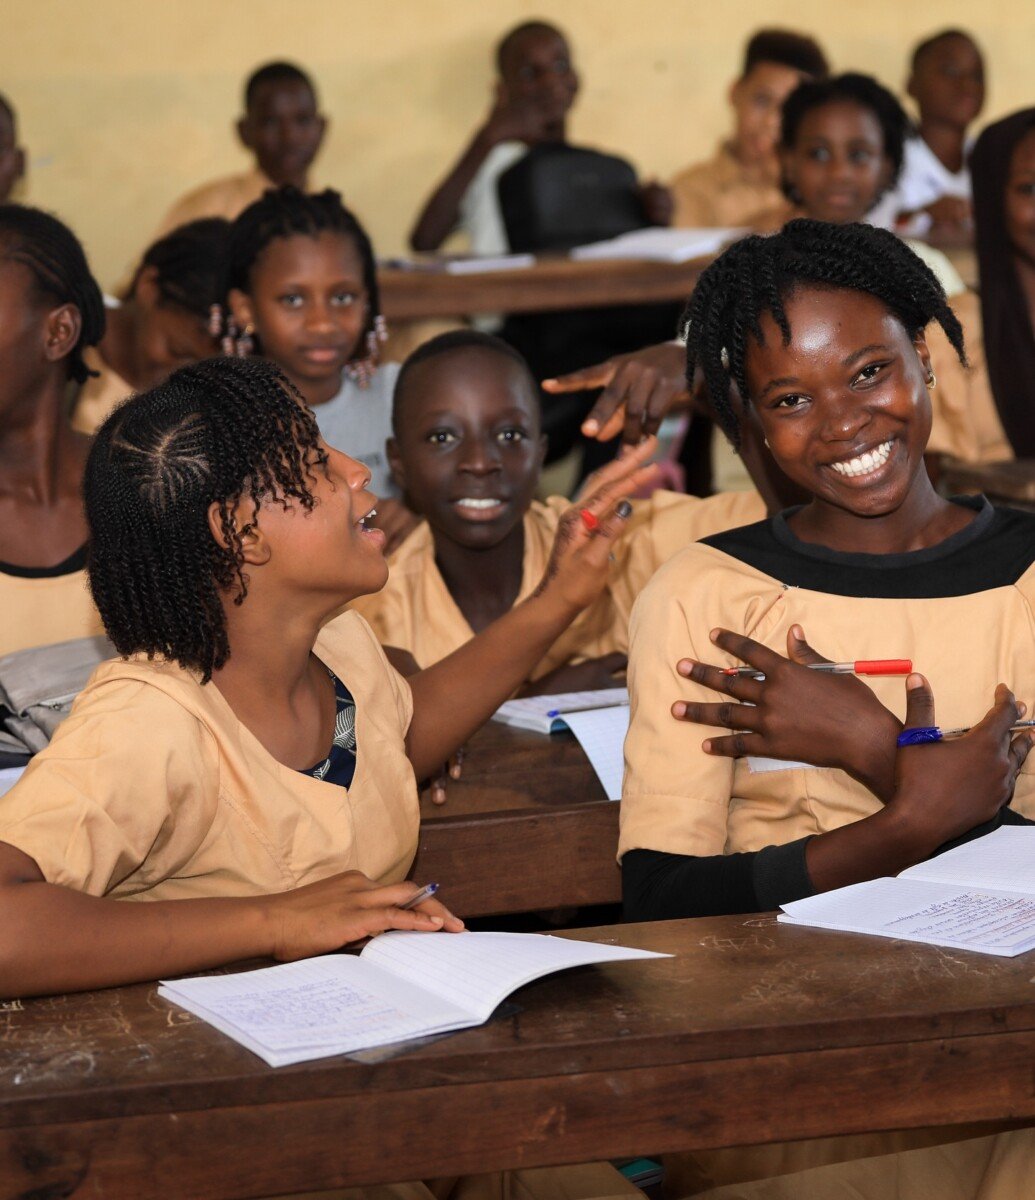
[672,626,902,802]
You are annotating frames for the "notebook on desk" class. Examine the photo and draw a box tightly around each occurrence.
[569,226,747,264]
[493,689,629,800]
[159,930,668,1067]
[780,827,1035,956]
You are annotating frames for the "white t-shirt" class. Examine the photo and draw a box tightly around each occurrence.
[881,135,974,235]
[457,141,528,255]
[312,362,399,499]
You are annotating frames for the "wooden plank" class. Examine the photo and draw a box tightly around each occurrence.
[378,255,707,320]
[942,458,1035,506]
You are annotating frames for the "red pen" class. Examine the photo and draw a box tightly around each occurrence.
[722,659,912,682]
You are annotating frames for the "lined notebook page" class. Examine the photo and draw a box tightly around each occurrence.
[561,705,629,800]
[902,827,1035,895]
[159,957,472,1066]
[780,877,1035,956]
[362,931,668,1023]
[493,688,628,734]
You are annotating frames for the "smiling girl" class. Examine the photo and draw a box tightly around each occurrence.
[619,218,1035,1198]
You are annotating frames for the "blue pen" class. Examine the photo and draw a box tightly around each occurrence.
[400,882,439,910]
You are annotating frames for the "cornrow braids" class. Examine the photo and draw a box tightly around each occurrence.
[226,186,381,356]
[0,203,105,384]
[85,356,327,682]
[681,219,966,446]
[128,217,231,319]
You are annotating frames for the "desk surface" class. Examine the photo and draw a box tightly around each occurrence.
[5,916,1035,1198]
[379,254,709,320]
[942,458,1035,508]
[413,719,617,917]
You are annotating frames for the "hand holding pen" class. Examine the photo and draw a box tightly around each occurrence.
[670,625,906,802]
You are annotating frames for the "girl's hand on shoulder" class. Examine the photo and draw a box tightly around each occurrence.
[671,625,902,800]
[265,872,465,962]
[887,676,1033,853]
[534,438,658,616]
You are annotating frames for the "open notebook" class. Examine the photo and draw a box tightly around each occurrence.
[493,689,629,800]
[780,827,1035,956]
[569,226,746,264]
[159,931,667,1067]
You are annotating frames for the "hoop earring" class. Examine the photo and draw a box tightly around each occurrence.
[925,371,937,390]
[346,314,389,388]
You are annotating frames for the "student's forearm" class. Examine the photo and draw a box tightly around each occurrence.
[804,805,935,894]
[0,878,273,998]
[409,128,497,251]
[406,590,574,778]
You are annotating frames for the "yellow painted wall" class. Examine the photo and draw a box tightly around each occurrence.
[3,1,1033,288]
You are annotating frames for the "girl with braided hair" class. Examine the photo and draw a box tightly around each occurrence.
[0,203,107,656]
[220,185,420,549]
[621,219,1035,1198]
[70,217,230,434]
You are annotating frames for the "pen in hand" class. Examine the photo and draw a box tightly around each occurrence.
[722,658,912,682]
[400,882,440,910]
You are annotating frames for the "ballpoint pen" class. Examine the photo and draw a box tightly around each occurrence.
[722,658,912,682]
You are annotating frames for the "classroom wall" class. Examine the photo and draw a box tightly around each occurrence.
[4,0,1033,288]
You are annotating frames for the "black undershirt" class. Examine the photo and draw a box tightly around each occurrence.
[0,544,88,579]
[623,497,1035,924]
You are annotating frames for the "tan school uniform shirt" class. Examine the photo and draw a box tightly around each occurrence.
[154,167,280,239]
[669,143,784,229]
[352,491,767,674]
[620,499,1035,862]
[0,610,418,900]
[0,549,105,658]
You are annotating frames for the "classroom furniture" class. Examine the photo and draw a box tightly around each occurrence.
[378,254,709,320]
[413,719,618,917]
[5,914,1034,1198]
[942,458,1035,511]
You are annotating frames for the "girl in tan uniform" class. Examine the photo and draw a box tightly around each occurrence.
[0,355,646,1200]
[620,219,1035,1198]
[0,204,106,657]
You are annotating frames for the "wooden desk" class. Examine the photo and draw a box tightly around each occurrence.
[412,719,619,917]
[942,458,1035,511]
[379,255,709,320]
[5,916,1035,1198]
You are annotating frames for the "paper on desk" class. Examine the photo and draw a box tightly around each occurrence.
[493,688,628,734]
[560,705,629,801]
[444,253,536,274]
[569,227,747,264]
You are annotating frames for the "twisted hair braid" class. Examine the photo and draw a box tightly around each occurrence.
[681,219,966,446]
[85,356,327,681]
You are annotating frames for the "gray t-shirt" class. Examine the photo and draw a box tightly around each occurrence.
[312,362,399,499]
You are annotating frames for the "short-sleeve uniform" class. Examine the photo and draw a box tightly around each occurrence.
[668,143,784,230]
[352,490,767,674]
[0,546,105,658]
[0,611,418,898]
[621,498,1035,864]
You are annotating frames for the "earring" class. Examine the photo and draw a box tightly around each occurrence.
[208,303,223,339]
[236,323,255,358]
[346,313,389,388]
[926,371,937,390]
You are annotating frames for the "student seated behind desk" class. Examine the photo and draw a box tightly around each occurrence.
[219,185,416,548]
[669,28,828,229]
[0,204,107,657]
[350,330,765,694]
[409,19,669,258]
[71,218,229,434]
[153,61,326,239]
[0,355,647,1200]
[620,220,1035,1199]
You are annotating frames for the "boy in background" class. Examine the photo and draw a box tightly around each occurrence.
[669,29,828,228]
[154,61,326,237]
[409,20,670,255]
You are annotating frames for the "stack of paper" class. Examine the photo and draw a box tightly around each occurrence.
[780,827,1035,956]
[569,227,747,264]
[159,931,668,1066]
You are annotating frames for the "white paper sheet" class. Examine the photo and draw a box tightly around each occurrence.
[559,706,629,801]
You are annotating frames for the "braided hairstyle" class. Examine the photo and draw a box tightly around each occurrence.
[85,356,327,682]
[681,219,966,446]
[226,186,381,358]
[125,217,231,319]
[780,73,910,197]
[0,203,105,384]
